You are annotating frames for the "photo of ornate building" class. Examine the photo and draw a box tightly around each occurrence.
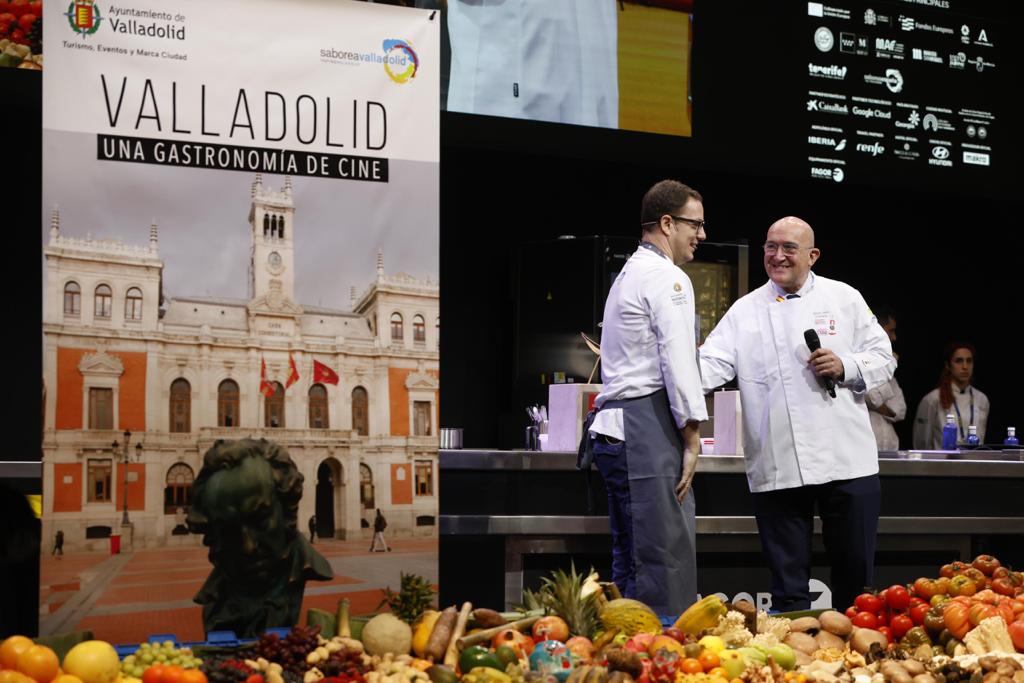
[41,175,439,551]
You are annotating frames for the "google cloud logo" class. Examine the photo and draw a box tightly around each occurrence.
[383,39,419,84]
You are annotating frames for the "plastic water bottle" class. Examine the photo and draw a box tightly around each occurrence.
[1005,427,1020,447]
[966,425,980,447]
[941,414,958,450]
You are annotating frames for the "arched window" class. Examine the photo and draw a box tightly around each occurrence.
[413,314,426,343]
[94,284,112,319]
[164,463,195,514]
[169,378,191,433]
[217,379,240,427]
[309,383,329,429]
[436,317,440,349]
[278,217,285,240]
[125,287,143,321]
[265,381,285,428]
[359,463,374,510]
[390,312,403,341]
[64,281,81,316]
[263,214,270,237]
[352,386,368,436]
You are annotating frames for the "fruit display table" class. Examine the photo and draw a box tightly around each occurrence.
[439,449,1024,611]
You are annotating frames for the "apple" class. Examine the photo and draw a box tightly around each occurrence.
[662,627,687,643]
[719,650,747,679]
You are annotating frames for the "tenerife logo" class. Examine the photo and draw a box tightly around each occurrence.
[808,63,847,80]
[65,0,103,37]
[383,39,418,84]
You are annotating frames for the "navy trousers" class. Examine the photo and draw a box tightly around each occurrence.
[752,473,880,613]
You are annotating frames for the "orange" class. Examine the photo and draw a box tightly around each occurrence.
[1,636,35,671]
[680,658,704,675]
[161,665,186,683]
[707,667,729,679]
[698,651,721,672]
[0,671,36,683]
[51,675,86,683]
[142,664,166,683]
[17,645,60,683]
[180,670,207,683]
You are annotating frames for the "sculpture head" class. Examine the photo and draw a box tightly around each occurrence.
[187,438,302,585]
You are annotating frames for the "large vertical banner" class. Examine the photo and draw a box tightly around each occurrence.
[41,0,439,643]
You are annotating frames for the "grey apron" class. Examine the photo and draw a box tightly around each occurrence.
[597,388,697,616]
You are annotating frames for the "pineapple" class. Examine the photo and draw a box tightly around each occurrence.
[519,562,601,639]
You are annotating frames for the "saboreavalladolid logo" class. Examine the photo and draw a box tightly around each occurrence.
[383,39,418,84]
[66,0,103,37]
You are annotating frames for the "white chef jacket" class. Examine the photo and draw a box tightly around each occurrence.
[447,0,619,127]
[912,385,990,449]
[699,273,895,492]
[866,377,906,452]
[591,245,708,440]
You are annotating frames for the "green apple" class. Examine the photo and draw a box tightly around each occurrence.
[719,650,747,679]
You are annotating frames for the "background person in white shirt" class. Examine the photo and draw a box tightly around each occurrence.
[913,343,990,448]
[866,305,906,451]
[698,217,895,612]
[587,179,708,616]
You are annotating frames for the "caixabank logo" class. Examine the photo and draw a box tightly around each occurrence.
[383,39,418,84]
[65,0,103,37]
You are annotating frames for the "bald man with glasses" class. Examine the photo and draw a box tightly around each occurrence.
[698,216,895,613]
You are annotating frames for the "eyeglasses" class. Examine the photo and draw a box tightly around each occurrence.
[669,215,706,231]
[764,242,814,255]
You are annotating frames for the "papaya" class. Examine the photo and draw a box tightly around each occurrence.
[672,595,728,635]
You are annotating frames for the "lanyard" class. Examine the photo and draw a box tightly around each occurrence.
[952,387,974,440]
[639,242,670,260]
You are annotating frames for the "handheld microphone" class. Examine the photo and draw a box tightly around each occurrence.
[804,329,837,398]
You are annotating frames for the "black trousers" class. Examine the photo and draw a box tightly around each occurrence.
[752,473,880,613]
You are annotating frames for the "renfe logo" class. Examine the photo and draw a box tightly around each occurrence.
[856,142,885,156]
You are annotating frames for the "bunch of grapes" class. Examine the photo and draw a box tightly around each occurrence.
[252,626,321,675]
[200,658,257,683]
[121,641,204,678]
[318,650,368,683]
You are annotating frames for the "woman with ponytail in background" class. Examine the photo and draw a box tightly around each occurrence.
[913,342,990,449]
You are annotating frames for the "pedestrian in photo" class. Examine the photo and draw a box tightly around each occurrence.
[53,529,65,557]
[369,508,390,552]
[699,215,895,612]
[308,515,317,543]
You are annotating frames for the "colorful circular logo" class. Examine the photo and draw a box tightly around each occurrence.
[382,39,418,84]
[65,0,103,37]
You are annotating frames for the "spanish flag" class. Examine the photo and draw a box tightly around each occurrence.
[313,359,339,385]
[259,357,275,397]
[286,353,300,388]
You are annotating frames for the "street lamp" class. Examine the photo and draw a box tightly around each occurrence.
[111,429,143,526]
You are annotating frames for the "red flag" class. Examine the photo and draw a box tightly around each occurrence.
[313,359,339,385]
[259,357,275,397]
[286,353,300,388]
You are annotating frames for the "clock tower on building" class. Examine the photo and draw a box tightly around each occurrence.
[248,174,297,304]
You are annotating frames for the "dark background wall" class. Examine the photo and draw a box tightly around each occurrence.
[439,0,1024,450]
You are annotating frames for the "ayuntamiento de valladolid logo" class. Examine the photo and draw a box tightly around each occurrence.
[66,0,102,36]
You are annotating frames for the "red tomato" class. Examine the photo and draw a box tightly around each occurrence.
[875,609,890,627]
[877,626,892,644]
[890,614,914,641]
[962,567,988,591]
[855,593,883,613]
[17,11,33,31]
[944,601,971,640]
[852,611,878,629]
[949,575,978,597]
[0,11,17,25]
[0,2,10,14]
[972,554,1002,577]
[8,0,26,17]
[886,585,911,611]
[244,676,263,683]
[9,26,25,43]
[142,665,166,683]
[910,603,931,626]
[909,596,927,609]
[941,561,970,579]
[990,578,1016,597]
[845,606,860,619]
[1008,620,1024,651]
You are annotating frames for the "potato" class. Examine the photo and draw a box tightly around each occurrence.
[789,617,821,633]
[818,611,853,638]
[815,630,846,651]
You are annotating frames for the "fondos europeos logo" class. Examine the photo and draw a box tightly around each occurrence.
[65,0,103,37]
[382,39,418,84]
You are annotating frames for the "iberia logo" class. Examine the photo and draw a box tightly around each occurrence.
[382,39,418,84]
[65,0,103,37]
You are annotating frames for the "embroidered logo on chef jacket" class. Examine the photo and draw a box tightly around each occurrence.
[671,283,688,306]
[813,310,836,336]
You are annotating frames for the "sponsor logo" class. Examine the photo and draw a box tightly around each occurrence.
[808,3,850,19]
[977,126,987,140]
[966,125,976,138]
[815,26,834,51]
[971,56,995,72]
[65,0,103,37]
[895,110,920,129]
[383,39,419,84]
[949,52,966,69]
[809,63,848,79]
[808,135,847,150]
[899,15,915,31]
[840,33,869,55]
[808,2,824,17]
[810,166,844,182]
[876,37,905,59]
[963,151,990,166]
[895,141,919,160]
[863,68,904,93]
[856,141,885,156]
[864,9,876,25]
[961,24,970,37]
[852,106,891,120]
[929,145,952,166]
[976,28,992,47]
[922,113,954,132]
[807,99,849,114]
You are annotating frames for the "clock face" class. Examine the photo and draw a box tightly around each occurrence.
[268,251,282,268]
